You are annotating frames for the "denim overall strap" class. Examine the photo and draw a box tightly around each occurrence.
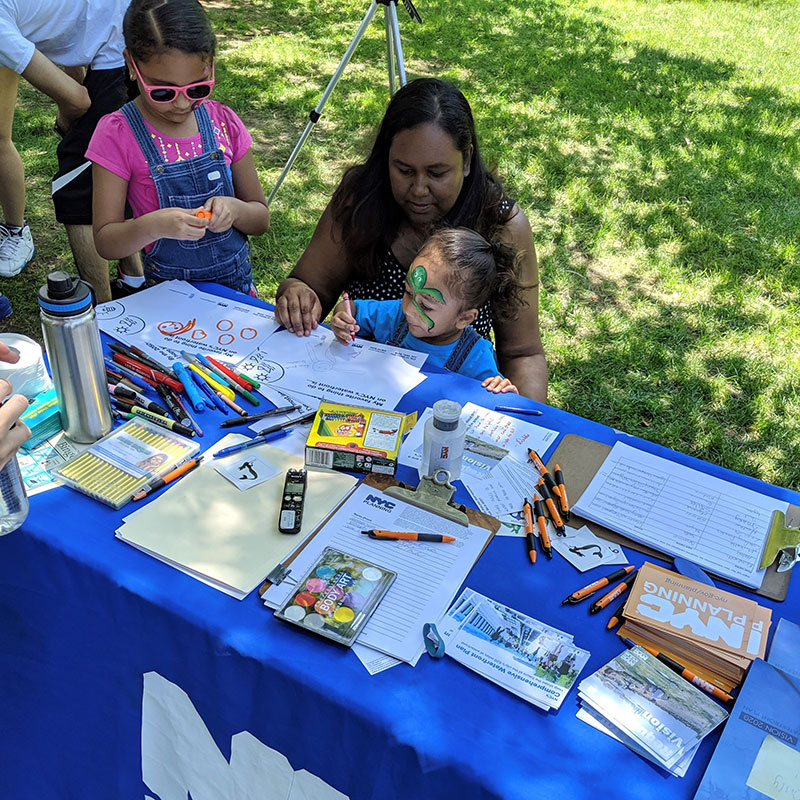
[388,316,409,347]
[120,102,253,293]
[444,326,481,373]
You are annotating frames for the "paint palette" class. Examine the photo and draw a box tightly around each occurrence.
[274,547,396,646]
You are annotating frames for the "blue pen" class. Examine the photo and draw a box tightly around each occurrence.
[173,361,206,412]
[213,428,292,459]
[176,394,203,437]
[494,405,543,417]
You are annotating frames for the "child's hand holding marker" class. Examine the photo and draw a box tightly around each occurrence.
[331,292,360,345]
[482,375,518,394]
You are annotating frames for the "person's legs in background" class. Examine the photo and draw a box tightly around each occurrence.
[0,67,35,291]
[53,66,143,303]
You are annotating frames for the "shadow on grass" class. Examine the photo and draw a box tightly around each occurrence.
[6,0,798,484]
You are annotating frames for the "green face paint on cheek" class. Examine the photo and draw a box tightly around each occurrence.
[408,264,445,331]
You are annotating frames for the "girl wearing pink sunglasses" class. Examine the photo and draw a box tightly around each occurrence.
[86,0,269,297]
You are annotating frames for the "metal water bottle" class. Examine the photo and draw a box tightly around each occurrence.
[38,271,112,443]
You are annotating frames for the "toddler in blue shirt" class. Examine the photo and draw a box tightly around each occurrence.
[331,227,524,393]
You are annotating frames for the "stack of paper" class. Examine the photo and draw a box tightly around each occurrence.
[577,645,728,776]
[262,482,495,665]
[399,403,559,517]
[116,437,357,598]
[437,588,590,710]
[619,562,772,691]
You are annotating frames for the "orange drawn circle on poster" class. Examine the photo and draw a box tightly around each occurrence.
[218,334,234,345]
[191,329,207,340]
[158,318,196,336]
[216,319,233,332]
[240,327,257,340]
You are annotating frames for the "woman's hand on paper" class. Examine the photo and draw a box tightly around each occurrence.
[482,375,518,394]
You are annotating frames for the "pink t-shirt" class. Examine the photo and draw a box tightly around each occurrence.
[86,100,253,219]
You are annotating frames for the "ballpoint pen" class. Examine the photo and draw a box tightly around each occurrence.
[589,570,638,614]
[132,456,204,500]
[536,478,565,536]
[213,428,292,459]
[562,565,636,604]
[622,638,734,703]
[532,492,552,558]
[494,405,543,417]
[522,497,536,564]
[219,404,302,428]
[361,530,455,543]
[553,464,570,522]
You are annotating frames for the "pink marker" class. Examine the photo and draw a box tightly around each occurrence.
[342,291,355,341]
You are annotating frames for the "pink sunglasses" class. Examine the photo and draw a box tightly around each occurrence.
[131,58,215,104]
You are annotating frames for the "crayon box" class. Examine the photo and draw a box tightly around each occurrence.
[304,402,413,476]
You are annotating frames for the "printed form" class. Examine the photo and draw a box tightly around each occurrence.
[572,442,789,588]
[262,482,493,664]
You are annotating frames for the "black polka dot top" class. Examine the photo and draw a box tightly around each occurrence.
[346,197,514,341]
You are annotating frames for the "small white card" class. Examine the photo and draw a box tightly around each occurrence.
[552,525,628,571]
[214,452,280,491]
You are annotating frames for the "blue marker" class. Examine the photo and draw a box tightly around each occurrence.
[173,361,206,412]
[194,352,234,388]
[104,357,151,392]
[191,369,228,415]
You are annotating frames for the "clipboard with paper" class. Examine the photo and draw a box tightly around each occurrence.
[550,435,797,601]
[260,473,500,665]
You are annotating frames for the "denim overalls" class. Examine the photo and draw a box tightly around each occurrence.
[120,101,254,293]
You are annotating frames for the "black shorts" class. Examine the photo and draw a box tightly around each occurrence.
[52,66,133,225]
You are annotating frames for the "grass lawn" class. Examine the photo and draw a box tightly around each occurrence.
[3,0,799,489]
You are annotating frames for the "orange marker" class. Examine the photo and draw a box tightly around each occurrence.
[361,530,455,543]
[132,456,204,500]
[536,478,565,535]
[522,498,536,564]
[623,639,734,703]
[553,464,570,522]
[532,492,552,558]
[589,570,638,614]
[194,207,212,219]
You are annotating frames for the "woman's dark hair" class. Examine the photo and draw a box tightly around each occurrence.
[124,0,216,62]
[332,78,509,279]
[424,227,525,320]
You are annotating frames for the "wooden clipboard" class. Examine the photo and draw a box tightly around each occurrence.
[259,473,500,596]
[548,434,796,602]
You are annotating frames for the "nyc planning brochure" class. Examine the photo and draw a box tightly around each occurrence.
[262,482,494,665]
[572,441,788,588]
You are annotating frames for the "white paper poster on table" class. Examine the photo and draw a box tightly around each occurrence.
[236,327,426,410]
[96,280,280,366]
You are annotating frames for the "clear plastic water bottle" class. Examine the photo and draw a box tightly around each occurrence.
[0,456,29,535]
[420,399,467,481]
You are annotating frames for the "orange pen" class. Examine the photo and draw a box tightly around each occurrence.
[562,565,636,605]
[532,492,552,559]
[624,639,734,703]
[194,207,212,219]
[589,570,638,614]
[553,464,570,522]
[522,498,536,564]
[527,448,563,500]
[606,599,627,630]
[361,530,455,543]
[132,456,204,500]
[536,478,565,535]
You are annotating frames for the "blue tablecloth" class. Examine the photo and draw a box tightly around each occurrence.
[1,284,798,799]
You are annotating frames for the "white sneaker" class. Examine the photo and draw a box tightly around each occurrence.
[0,222,35,277]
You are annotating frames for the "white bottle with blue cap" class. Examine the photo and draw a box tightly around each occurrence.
[39,271,112,443]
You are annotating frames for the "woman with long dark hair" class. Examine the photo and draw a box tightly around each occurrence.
[275,78,547,401]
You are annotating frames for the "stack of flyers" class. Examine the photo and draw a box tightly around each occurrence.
[436,588,590,711]
[577,645,728,776]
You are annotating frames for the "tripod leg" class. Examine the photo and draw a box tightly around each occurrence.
[268,1,380,204]
[384,6,397,95]
[387,1,407,88]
